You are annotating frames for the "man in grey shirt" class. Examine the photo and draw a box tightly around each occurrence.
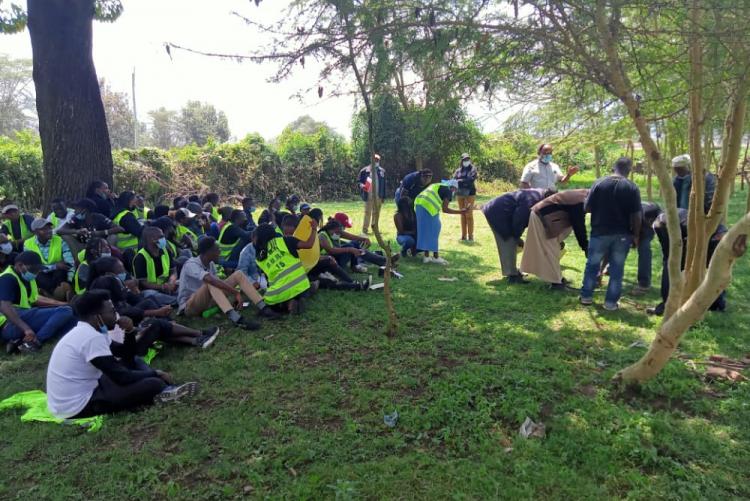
[520,143,579,190]
[178,237,279,330]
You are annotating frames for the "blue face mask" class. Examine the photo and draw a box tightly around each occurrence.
[97,315,108,334]
[541,154,553,164]
[249,207,256,214]
[75,213,86,221]
[116,272,127,282]
[21,270,36,282]
[157,237,167,250]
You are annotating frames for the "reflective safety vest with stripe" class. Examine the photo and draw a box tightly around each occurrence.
[3,217,32,241]
[175,224,198,244]
[0,267,38,328]
[211,207,221,223]
[414,183,447,217]
[74,261,88,295]
[112,210,139,250]
[318,231,339,255]
[134,206,149,221]
[135,248,171,285]
[256,237,310,305]
[218,222,236,260]
[24,235,63,265]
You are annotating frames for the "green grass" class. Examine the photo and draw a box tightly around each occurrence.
[1,179,749,500]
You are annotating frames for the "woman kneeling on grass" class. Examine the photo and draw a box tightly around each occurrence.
[46,289,198,419]
[414,179,466,265]
[254,222,319,315]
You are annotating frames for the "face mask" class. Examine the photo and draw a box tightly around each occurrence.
[75,213,86,221]
[375,162,380,168]
[101,252,112,258]
[0,242,12,254]
[97,192,107,199]
[541,154,553,164]
[21,270,36,282]
[157,237,167,250]
[331,234,340,241]
[249,207,256,214]
[462,160,470,167]
[97,315,108,334]
[292,205,299,212]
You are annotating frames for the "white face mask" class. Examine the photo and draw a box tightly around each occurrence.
[0,242,12,254]
[462,160,470,167]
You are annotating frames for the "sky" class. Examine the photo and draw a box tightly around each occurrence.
[0,0,506,141]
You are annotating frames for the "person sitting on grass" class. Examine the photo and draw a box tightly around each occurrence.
[1,204,35,252]
[24,218,75,301]
[74,237,111,295]
[218,209,253,270]
[88,257,173,324]
[254,223,318,314]
[241,197,258,232]
[319,219,376,274]
[46,289,199,419]
[280,215,369,291]
[394,196,418,257]
[46,198,75,232]
[177,237,279,330]
[1,252,76,354]
[174,208,200,254]
[258,197,283,227]
[57,198,121,258]
[132,226,178,307]
[325,212,391,272]
[111,191,144,258]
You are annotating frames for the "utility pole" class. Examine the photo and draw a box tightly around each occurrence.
[132,67,138,148]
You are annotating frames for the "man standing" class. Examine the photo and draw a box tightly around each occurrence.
[580,158,642,311]
[520,143,579,190]
[671,154,716,213]
[357,153,386,235]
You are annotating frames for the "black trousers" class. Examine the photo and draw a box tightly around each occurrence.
[72,359,166,418]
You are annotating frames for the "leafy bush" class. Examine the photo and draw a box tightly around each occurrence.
[0,131,44,209]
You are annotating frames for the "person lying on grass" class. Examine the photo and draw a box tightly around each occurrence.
[177,237,279,330]
[47,289,199,419]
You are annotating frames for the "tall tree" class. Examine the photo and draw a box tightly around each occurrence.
[100,78,136,149]
[2,0,123,206]
[0,55,37,136]
[178,100,231,146]
[148,107,179,149]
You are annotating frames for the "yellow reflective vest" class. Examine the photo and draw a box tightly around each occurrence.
[256,237,310,305]
[0,267,38,328]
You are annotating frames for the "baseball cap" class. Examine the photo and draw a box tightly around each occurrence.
[461,153,471,160]
[333,212,352,228]
[1,204,19,214]
[672,154,691,168]
[186,202,203,215]
[300,203,311,211]
[31,217,52,231]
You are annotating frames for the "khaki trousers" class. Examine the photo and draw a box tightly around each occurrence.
[184,271,263,317]
[457,195,475,239]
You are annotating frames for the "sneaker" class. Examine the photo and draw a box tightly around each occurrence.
[18,341,41,353]
[507,274,529,284]
[422,256,434,264]
[5,339,21,355]
[319,272,337,282]
[579,297,593,306]
[352,264,368,273]
[631,285,650,296]
[549,282,566,291]
[603,302,619,311]
[235,317,261,331]
[197,327,220,349]
[258,306,281,320]
[154,382,199,404]
[432,257,449,265]
[646,303,665,316]
[359,275,372,291]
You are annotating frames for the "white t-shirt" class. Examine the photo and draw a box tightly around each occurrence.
[46,321,112,419]
[520,160,563,190]
[47,208,75,233]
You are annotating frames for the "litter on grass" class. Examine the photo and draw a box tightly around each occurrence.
[519,417,546,439]
[384,410,399,428]
[437,277,458,282]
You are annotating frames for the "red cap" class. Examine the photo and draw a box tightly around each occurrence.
[333,212,352,228]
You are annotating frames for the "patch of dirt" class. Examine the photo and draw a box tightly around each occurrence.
[437,356,462,369]
[130,423,159,453]
[297,352,334,367]
[577,384,598,398]
[293,414,344,431]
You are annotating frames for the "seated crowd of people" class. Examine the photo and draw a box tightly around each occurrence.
[0,147,728,422]
[1,184,396,420]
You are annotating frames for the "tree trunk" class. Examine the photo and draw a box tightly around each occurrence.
[594,145,601,178]
[646,157,653,202]
[27,0,113,208]
[617,216,750,383]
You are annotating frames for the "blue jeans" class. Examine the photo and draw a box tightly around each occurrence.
[141,289,178,307]
[397,235,416,256]
[637,231,654,288]
[581,234,633,306]
[1,306,77,344]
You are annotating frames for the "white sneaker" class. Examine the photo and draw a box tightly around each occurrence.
[433,257,449,265]
[319,272,337,282]
[422,256,434,264]
[353,264,368,273]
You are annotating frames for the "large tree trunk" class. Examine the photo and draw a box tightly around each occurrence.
[27,0,113,208]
